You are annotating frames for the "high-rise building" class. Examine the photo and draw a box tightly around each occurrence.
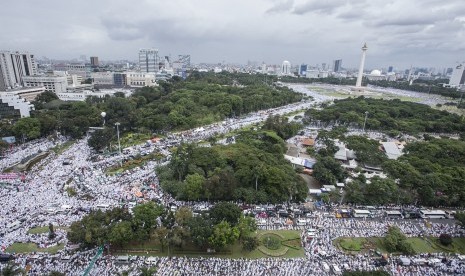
[281,60,291,76]
[333,59,342,72]
[388,66,393,73]
[139,49,160,73]
[449,64,465,87]
[90,56,99,67]
[0,51,37,91]
[299,64,308,76]
[178,55,191,68]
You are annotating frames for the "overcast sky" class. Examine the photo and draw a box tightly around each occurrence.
[1,0,465,69]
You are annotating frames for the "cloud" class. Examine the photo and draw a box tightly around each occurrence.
[292,0,346,15]
[1,0,465,68]
[265,0,294,14]
[101,19,145,41]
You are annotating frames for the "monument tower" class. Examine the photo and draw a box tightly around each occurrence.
[355,43,368,89]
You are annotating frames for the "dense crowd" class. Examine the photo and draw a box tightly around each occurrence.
[1,98,465,275]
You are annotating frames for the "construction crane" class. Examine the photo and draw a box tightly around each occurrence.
[82,246,104,276]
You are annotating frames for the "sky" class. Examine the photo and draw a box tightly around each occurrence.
[1,0,465,69]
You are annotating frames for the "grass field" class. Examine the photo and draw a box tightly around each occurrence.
[51,140,75,154]
[5,243,64,254]
[336,237,465,255]
[116,230,304,259]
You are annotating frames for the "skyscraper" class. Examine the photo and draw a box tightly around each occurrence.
[281,60,291,76]
[333,59,342,72]
[449,63,465,87]
[90,56,99,67]
[0,51,37,91]
[299,64,308,76]
[139,49,160,73]
[388,66,393,73]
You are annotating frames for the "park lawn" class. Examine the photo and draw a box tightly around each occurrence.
[5,243,64,254]
[407,238,439,253]
[337,237,465,255]
[51,140,75,154]
[119,133,151,149]
[338,237,366,251]
[117,230,304,259]
[105,152,163,175]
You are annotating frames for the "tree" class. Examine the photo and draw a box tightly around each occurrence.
[13,117,41,141]
[138,266,157,276]
[237,216,257,240]
[241,236,260,251]
[208,221,240,250]
[132,202,164,239]
[0,263,23,276]
[183,173,205,201]
[49,271,66,276]
[151,226,169,252]
[108,221,134,247]
[174,206,193,226]
[186,215,213,248]
[48,223,56,240]
[209,202,242,226]
[455,211,465,228]
[439,233,453,246]
[88,128,115,151]
[384,226,414,255]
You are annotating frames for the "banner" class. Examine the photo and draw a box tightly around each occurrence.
[0,173,18,179]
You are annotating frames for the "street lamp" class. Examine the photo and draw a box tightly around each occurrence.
[101,112,106,127]
[115,122,121,155]
[362,111,369,133]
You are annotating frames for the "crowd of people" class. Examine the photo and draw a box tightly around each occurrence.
[1,98,465,275]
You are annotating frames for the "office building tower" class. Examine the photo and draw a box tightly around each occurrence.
[139,49,160,73]
[178,55,191,68]
[449,63,465,87]
[333,59,342,72]
[281,61,291,76]
[90,56,99,67]
[355,43,368,88]
[388,66,393,73]
[0,51,37,91]
[299,64,308,76]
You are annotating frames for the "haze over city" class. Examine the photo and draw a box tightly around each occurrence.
[1,0,465,68]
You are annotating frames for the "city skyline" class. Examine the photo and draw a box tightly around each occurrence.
[1,0,464,68]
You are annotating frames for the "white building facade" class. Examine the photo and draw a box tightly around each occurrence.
[0,51,37,91]
[22,75,68,93]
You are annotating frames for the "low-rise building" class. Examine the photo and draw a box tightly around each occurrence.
[22,75,68,93]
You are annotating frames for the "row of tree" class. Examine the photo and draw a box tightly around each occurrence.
[305,97,465,135]
[3,72,304,144]
[158,129,308,203]
[67,202,259,253]
[311,124,465,207]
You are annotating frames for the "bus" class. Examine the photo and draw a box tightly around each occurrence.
[353,209,371,218]
[7,221,21,232]
[385,210,403,219]
[96,204,110,210]
[420,209,447,219]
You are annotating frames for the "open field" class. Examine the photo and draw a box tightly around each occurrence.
[115,230,304,259]
[5,243,65,254]
[335,237,465,255]
[307,86,422,102]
